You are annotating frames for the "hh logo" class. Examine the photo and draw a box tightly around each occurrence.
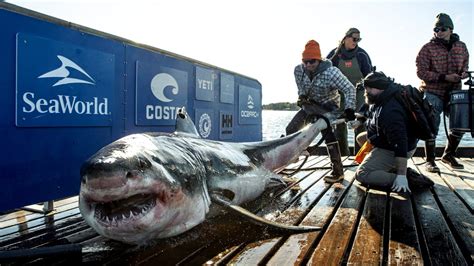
[38,55,95,87]
[151,73,179,102]
[344,61,353,68]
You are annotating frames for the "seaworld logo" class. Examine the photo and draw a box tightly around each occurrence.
[38,55,95,87]
[19,55,109,116]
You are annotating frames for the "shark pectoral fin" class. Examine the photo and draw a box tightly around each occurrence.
[210,194,321,233]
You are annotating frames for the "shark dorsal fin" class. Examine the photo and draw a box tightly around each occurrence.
[174,107,200,138]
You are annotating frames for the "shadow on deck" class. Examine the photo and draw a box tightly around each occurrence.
[0,155,473,265]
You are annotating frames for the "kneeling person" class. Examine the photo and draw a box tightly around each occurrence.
[355,72,417,192]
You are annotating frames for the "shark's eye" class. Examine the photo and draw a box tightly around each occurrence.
[137,157,151,170]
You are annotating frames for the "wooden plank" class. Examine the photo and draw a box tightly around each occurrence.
[414,157,474,263]
[306,179,366,265]
[410,182,467,264]
[263,167,357,265]
[203,157,333,265]
[458,158,474,175]
[0,197,78,224]
[225,165,336,265]
[437,160,474,212]
[456,158,474,189]
[388,192,423,265]
[347,189,387,265]
[0,208,81,245]
[0,200,78,229]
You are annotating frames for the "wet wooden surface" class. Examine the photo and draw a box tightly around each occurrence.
[0,155,473,265]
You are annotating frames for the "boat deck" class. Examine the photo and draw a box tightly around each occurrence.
[0,155,473,265]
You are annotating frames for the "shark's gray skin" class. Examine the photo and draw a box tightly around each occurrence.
[79,109,327,244]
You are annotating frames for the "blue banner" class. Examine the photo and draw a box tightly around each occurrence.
[220,72,234,104]
[195,108,214,139]
[238,85,261,125]
[219,110,233,140]
[195,66,217,102]
[16,33,115,127]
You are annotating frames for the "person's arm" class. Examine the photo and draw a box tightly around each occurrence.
[380,105,411,193]
[461,42,470,78]
[326,48,336,60]
[294,65,306,97]
[416,44,442,82]
[358,49,373,76]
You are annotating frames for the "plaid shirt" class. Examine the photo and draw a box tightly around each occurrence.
[416,36,469,100]
[294,62,355,111]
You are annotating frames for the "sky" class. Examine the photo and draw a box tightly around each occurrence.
[7,0,474,104]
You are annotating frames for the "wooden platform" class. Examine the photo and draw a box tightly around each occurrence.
[1,155,473,265]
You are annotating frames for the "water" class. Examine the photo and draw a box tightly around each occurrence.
[262,110,473,147]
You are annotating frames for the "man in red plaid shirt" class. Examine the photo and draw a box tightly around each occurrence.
[416,13,470,172]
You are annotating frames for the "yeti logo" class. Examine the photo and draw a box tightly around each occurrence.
[38,55,95,87]
[150,73,179,102]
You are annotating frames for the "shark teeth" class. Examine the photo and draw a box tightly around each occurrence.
[93,193,156,225]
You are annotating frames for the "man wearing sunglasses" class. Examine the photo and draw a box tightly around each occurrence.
[327,28,373,156]
[286,39,356,183]
[416,13,470,172]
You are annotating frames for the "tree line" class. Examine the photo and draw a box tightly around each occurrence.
[262,102,299,110]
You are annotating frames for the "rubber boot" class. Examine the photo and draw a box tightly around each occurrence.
[424,139,439,173]
[441,133,464,169]
[323,141,344,183]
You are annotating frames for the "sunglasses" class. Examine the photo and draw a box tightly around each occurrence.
[434,27,449,33]
[303,59,317,65]
[351,37,362,42]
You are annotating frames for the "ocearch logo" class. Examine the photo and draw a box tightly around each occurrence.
[151,73,179,102]
[247,95,254,109]
[38,55,95,87]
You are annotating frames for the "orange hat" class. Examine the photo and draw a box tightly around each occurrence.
[302,40,321,60]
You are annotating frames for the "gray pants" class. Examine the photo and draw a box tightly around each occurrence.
[356,147,416,188]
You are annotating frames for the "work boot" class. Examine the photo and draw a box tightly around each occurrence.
[441,133,464,169]
[406,167,434,189]
[323,141,344,183]
[424,139,439,173]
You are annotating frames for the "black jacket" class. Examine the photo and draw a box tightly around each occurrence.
[366,83,418,157]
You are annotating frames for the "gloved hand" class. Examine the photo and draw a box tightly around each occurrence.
[391,175,411,193]
[297,96,309,107]
[347,120,362,129]
[343,108,356,121]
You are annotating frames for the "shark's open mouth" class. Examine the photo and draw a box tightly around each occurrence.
[92,193,156,224]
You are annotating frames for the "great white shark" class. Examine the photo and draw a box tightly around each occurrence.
[79,108,329,244]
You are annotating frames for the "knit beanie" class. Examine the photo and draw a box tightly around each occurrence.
[345,27,360,37]
[363,71,392,90]
[302,40,322,60]
[434,13,454,29]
